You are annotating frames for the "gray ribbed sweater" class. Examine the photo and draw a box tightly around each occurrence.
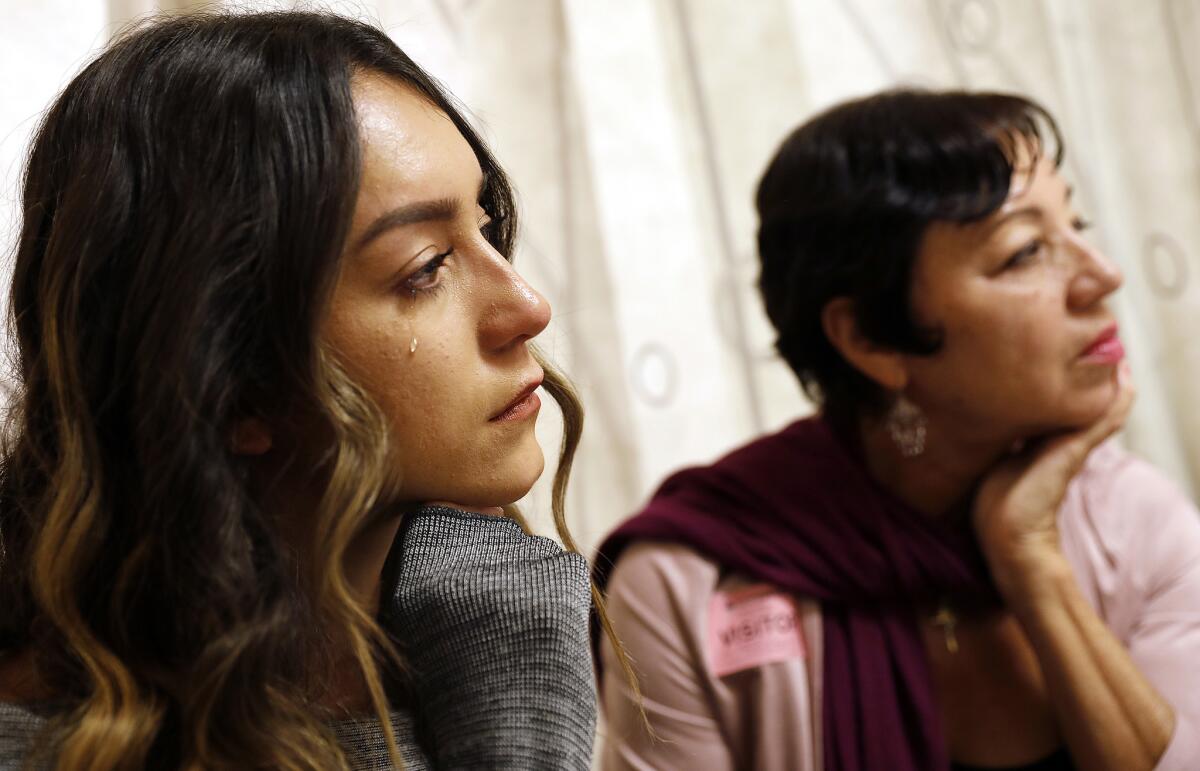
[0,505,597,770]
[0,704,430,770]
[384,506,597,769]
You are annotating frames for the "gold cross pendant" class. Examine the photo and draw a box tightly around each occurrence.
[932,601,959,654]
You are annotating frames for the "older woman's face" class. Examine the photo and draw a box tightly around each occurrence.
[322,74,550,508]
[902,153,1124,440]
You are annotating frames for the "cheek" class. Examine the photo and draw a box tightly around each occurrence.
[326,309,409,394]
[324,297,433,440]
[917,292,1067,413]
[367,338,484,475]
[946,287,1062,368]
[368,343,465,440]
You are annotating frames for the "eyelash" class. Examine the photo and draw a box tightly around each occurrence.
[400,215,498,298]
[480,215,500,248]
[1002,216,1094,271]
[1003,239,1043,270]
[402,250,451,296]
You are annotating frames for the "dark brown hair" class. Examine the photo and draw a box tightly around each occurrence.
[0,10,615,770]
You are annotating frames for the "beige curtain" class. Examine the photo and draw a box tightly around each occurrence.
[3,0,1198,556]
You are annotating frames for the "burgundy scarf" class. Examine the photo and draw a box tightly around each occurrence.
[593,416,998,771]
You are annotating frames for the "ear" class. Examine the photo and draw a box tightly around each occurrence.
[229,417,273,456]
[820,297,909,393]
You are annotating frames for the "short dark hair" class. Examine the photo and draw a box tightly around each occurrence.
[754,89,1063,426]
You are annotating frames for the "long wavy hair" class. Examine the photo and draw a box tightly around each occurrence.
[0,11,633,770]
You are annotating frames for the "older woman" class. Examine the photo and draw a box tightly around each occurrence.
[595,90,1200,771]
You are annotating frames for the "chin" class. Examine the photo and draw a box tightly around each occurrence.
[504,445,547,503]
[471,444,546,508]
[1044,381,1121,432]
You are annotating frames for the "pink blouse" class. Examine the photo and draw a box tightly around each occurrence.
[598,443,1200,770]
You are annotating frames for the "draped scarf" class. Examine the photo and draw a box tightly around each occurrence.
[593,416,999,771]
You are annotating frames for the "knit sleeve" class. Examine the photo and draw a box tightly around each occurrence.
[381,506,597,770]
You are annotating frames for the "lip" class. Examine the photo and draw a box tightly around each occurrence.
[489,372,544,422]
[1079,323,1125,365]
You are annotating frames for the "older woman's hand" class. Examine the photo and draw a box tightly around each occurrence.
[968,363,1187,771]
[972,362,1135,597]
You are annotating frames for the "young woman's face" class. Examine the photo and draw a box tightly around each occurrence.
[323,74,550,508]
[901,151,1124,441]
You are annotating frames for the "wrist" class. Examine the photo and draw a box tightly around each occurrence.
[985,542,1074,610]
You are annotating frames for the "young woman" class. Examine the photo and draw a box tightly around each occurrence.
[595,90,1200,771]
[0,11,617,770]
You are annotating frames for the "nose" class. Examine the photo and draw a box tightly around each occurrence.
[1066,233,1123,311]
[478,254,551,354]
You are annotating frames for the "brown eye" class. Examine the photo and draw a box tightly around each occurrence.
[403,251,450,294]
[1003,239,1043,271]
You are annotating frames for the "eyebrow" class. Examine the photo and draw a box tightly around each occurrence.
[353,174,489,253]
[985,184,1074,235]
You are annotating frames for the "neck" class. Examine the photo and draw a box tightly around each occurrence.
[261,467,407,713]
[342,512,408,618]
[322,510,407,715]
[857,412,1016,520]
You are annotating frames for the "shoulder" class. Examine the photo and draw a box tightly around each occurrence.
[602,542,726,671]
[606,542,723,611]
[0,701,46,770]
[1062,441,1200,593]
[1067,441,1199,539]
[600,544,823,770]
[604,541,821,669]
[330,709,431,770]
[1076,441,1194,508]
[0,701,46,727]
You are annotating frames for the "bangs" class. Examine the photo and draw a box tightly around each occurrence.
[868,90,1064,224]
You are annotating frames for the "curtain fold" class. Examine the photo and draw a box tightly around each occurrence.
[2,0,1196,552]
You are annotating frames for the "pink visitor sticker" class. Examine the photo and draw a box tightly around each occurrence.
[707,584,806,677]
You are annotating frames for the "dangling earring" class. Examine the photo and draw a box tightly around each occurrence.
[887,395,927,457]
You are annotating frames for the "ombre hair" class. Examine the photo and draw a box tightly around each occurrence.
[0,11,631,770]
